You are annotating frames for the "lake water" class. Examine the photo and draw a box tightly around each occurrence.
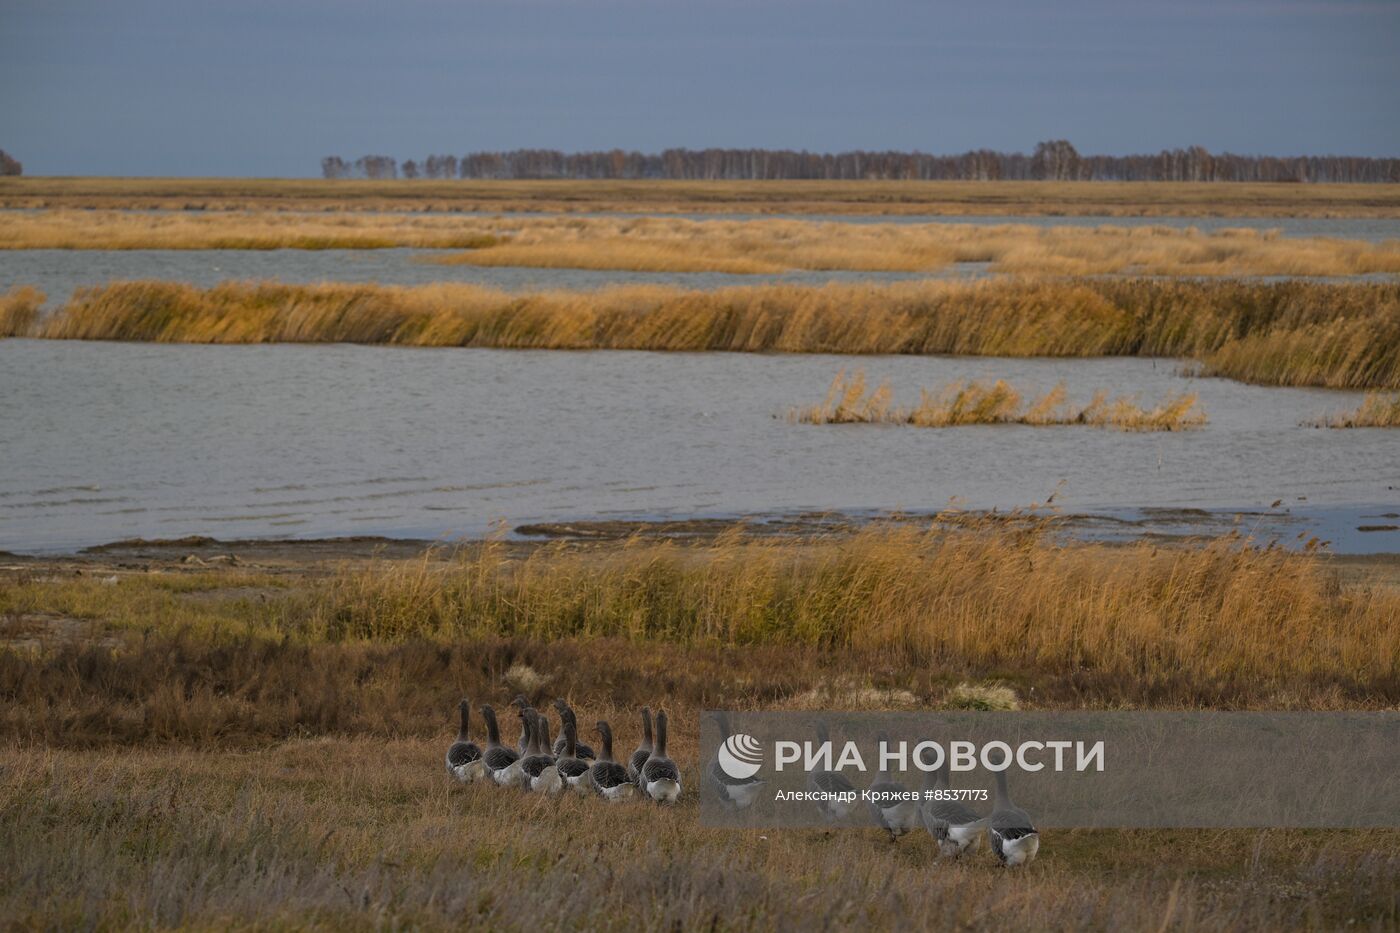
[1,339,1396,554]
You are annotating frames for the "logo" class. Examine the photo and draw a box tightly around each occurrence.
[718,733,764,779]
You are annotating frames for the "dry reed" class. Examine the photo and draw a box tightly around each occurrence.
[792,370,1207,430]
[0,285,43,337]
[1309,392,1400,427]
[36,278,1400,388]
[7,209,1400,276]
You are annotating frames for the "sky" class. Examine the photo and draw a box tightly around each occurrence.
[1,0,1398,177]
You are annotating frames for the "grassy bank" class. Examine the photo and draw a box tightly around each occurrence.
[1311,392,1400,428]
[27,277,1400,389]
[4,527,1398,928]
[5,177,1400,216]
[793,371,1206,429]
[7,210,1400,277]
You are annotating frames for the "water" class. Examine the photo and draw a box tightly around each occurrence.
[1,339,1396,553]
[0,249,947,309]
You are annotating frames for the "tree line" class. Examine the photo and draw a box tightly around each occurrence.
[0,149,21,176]
[321,141,1400,183]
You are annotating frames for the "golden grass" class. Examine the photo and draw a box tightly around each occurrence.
[1310,392,1400,427]
[792,370,1207,430]
[6,176,1400,217]
[33,277,1400,388]
[6,209,1400,276]
[0,285,43,337]
[0,208,501,250]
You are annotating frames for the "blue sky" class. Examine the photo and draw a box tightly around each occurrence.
[2,0,1397,176]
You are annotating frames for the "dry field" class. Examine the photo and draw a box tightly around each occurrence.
[20,278,1400,389]
[792,370,1207,430]
[5,176,1400,216]
[2,524,1399,929]
[5,210,1400,277]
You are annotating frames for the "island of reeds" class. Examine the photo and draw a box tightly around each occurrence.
[790,371,1206,430]
[16,277,1400,390]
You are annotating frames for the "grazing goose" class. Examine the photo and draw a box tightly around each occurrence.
[551,698,596,761]
[641,709,682,803]
[588,720,637,802]
[520,710,563,795]
[866,732,921,841]
[706,711,766,811]
[918,749,988,858]
[807,722,857,823]
[480,704,523,787]
[445,698,485,784]
[627,707,653,785]
[555,719,594,794]
[988,769,1040,867]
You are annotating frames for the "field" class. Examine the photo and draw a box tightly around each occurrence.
[5,176,1400,216]
[3,524,1399,929]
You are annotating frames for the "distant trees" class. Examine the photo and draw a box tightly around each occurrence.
[0,149,22,176]
[317,143,1400,182]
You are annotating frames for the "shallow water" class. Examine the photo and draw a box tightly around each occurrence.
[0,249,945,308]
[1,340,1395,553]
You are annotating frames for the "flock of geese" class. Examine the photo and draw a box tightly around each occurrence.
[447,700,1037,867]
[446,697,681,803]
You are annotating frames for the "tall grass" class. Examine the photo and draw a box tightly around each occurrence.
[38,278,1400,388]
[0,285,43,337]
[792,370,1207,430]
[300,524,1399,698]
[1309,392,1400,428]
[5,176,1400,217]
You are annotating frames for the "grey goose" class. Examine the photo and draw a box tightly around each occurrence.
[705,711,766,810]
[641,709,682,803]
[520,710,563,795]
[988,769,1040,867]
[918,749,988,858]
[445,698,485,784]
[588,720,637,802]
[555,720,593,794]
[806,722,857,823]
[627,707,653,785]
[865,732,921,840]
[551,698,596,761]
[480,704,524,787]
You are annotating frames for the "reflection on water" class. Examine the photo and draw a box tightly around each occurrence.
[0,340,1395,553]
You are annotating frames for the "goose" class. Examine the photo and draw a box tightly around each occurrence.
[555,719,594,794]
[807,721,857,823]
[640,709,682,803]
[445,698,485,784]
[588,720,637,802]
[866,732,921,841]
[520,710,563,795]
[627,707,653,785]
[551,698,596,761]
[706,711,766,810]
[480,704,523,787]
[510,695,533,755]
[918,748,988,858]
[988,769,1040,867]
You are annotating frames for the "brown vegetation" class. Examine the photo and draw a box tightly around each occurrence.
[792,370,1207,430]
[1309,392,1400,428]
[5,176,1400,216]
[33,278,1400,389]
[0,285,43,337]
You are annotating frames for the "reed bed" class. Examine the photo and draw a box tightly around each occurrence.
[298,524,1399,699]
[7,209,1400,276]
[0,285,43,337]
[792,370,1207,430]
[0,208,501,250]
[35,278,1400,388]
[1309,392,1400,428]
[5,176,1400,217]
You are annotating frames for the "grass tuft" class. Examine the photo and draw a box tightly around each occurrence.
[0,286,43,337]
[1308,392,1400,428]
